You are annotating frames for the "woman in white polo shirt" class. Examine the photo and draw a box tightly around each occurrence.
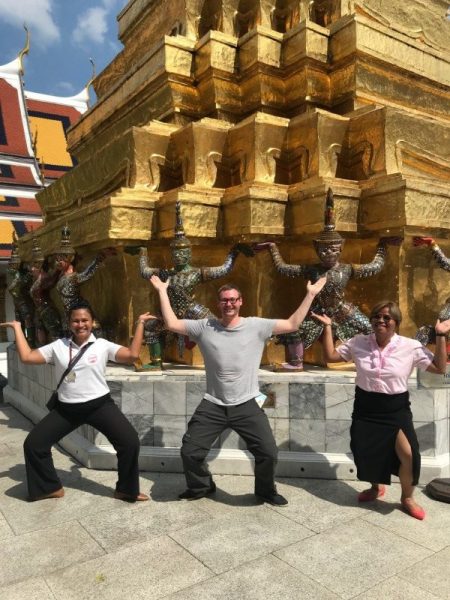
[1,301,153,502]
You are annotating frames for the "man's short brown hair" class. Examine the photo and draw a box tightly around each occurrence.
[217,283,242,299]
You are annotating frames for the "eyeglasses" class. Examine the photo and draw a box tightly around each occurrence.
[219,297,240,305]
[371,314,394,323]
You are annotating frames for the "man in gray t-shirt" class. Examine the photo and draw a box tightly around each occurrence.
[150,275,326,506]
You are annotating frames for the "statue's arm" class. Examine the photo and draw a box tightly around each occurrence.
[139,247,160,279]
[201,243,253,281]
[413,237,450,271]
[268,242,306,278]
[352,237,401,279]
[74,254,104,284]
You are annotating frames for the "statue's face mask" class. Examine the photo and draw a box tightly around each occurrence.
[171,246,192,267]
[314,242,343,268]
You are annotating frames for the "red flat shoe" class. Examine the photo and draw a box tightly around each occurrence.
[114,490,149,502]
[358,485,386,502]
[401,499,425,520]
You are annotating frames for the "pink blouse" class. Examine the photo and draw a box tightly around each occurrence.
[336,333,434,394]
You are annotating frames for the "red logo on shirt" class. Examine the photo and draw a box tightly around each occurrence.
[88,355,97,364]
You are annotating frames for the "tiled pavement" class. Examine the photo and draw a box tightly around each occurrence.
[0,403,449,600]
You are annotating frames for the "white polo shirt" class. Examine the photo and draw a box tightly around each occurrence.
[38,334,123,404]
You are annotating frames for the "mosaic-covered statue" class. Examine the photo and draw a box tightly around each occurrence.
[7,235,35,347]
[29,237,62,345]
[54,226,115,333]
[413,236,450,345]
[258,188,400,367]
[139,201,254,369]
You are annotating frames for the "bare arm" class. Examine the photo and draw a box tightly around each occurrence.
[310,313,343,362]
[0,321,46,364]
[272,277,327,335]
[149,275,188,335]
[426,319,450,374]
[115,312,157,363]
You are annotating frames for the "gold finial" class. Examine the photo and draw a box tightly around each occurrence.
[85,57,96,107]
[18,24,30,77]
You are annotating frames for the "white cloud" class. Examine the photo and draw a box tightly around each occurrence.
[55,81,75,94]
[72,7,109,45]
[0,0,60,47]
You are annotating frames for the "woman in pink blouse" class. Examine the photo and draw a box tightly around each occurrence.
[313,300,450,520]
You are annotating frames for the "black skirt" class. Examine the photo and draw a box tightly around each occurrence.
[350,386,420,485]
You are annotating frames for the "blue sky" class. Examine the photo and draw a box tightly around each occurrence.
[0,0,127,100]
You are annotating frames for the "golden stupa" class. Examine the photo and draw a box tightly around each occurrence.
[18,0,450,362]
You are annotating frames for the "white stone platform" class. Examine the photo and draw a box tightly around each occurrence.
[4,345,450,482]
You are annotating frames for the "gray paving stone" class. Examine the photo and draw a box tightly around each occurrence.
[165,554,340,600]
[79,499,211,552]
[170,507,314,574]
[398,546,450,599]
[0,577,56,600]
[45,536,212,600]
[275,519,433,599]
[0,511,14,541]
[363,488,450,552]
[0,521,104,587]
[352,576,442,600]
[186,381,206,415]
[272,478,372,533]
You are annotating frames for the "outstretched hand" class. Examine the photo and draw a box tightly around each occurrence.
[307,276,327,296]
[234,243,255,257]
[310,311,332,326]
[149,274,169,292]
[137,312,157,324]
[413,236,434,247]
[435,318,450,336]
[0,320,21,329]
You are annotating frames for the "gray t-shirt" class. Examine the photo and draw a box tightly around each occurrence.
[185,317,276,406]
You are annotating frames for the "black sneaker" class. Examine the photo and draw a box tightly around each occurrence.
[178,483,216,500]
[256,492,288,506]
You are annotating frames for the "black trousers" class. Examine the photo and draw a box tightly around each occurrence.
[23,394,140,500]
[181,398,278,496]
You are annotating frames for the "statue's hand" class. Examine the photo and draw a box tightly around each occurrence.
[98,247,117,260]
[380,236,403,246]
[413,236,435,247]
[123,246,141,256]
[234,243,255,257]
[251,241,275,253]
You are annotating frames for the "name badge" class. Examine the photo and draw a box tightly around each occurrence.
[65,371,76,383]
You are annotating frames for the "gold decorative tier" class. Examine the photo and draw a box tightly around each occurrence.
[16,0,450,354]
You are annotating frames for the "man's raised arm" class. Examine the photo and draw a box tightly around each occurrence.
[272,276,327,335]
[149,275,188,335]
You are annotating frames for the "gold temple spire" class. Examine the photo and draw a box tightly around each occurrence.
[18,24,30,77]
[85,58,96,107]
